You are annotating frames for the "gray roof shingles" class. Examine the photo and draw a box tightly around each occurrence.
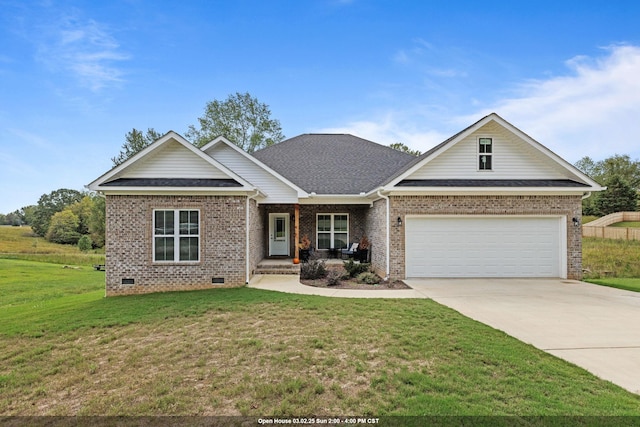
[102,178,242,187]
[252,134,417,194]
[397,179,590,187]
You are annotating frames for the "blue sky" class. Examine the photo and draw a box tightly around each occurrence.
[1,0,640,214]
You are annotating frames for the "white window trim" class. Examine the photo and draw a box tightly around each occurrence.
[477,136,493,172]
[153,209,201,263]
[316,213,349,250]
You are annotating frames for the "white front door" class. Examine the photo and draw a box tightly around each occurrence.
[269,213,290,256]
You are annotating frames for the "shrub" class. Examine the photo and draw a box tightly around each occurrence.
[357,272,380,285]
[77,235,93,252]
[300,258,326,280]
[343,259,370,277]
[326,270,342,286]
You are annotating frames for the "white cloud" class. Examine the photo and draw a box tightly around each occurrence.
[317,112,449,154]
[36,15,129,91]
[328,45,640,162]
[464,44,640,162]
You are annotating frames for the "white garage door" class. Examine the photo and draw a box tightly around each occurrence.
[405,216,565,278]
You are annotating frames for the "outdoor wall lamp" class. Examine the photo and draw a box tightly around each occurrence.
[397,217,402,227]
[572,217,580,227]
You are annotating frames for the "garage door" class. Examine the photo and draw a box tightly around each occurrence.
[405,216,565,278]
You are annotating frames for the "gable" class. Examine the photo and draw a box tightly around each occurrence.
[117,139,230,180]
[88,132,254,192]
[407,121,577,181]
[204,140,303,203]
[384,113,604,193]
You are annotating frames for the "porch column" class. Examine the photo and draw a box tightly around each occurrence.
[294,203,300,260]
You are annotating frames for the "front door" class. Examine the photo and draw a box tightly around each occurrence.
[268,213,290,256]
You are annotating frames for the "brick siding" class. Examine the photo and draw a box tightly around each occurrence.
[105,195,247,296]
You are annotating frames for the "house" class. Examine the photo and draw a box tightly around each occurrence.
[88,113,603,296]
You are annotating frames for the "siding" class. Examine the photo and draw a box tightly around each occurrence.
[206,143,299,203]
[122,140,230,179]
[408,121,571,180]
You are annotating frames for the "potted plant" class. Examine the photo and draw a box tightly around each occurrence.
[357,235,370,263]
[298,234,311,262]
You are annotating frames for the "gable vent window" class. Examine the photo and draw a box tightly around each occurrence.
[153,209,200,262]
[478,137,493,171]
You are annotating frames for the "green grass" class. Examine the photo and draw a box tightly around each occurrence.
[582,215,600,224]
[582,237,640,278]
[1,259,640,416]
[0,225,104,266]
[586,278,640,293]
[609,221,640,228]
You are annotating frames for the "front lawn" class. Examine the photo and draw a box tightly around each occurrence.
[1,259,639,416]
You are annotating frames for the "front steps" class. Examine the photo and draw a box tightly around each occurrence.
[255,259,300,275]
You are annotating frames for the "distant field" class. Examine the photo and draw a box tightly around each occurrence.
[0,225,104,266]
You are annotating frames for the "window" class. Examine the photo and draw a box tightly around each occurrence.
[478,137,492,170]
[154,209,199,262]
[317,214,348,249]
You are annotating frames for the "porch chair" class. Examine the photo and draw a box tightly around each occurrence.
[341,242,358,259]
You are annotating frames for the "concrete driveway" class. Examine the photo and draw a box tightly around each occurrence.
[404,278,640,394]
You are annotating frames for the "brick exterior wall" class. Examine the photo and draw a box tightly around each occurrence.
[298,205,368,254]
[105,195,247,296]
[364,199,387,278]
[248,198,264,276]
[389,195,583,280]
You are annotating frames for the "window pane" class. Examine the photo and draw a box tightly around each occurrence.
[155,237,174,261]
[334,215,348,232]
[275,217,285,240]
[479,155,492,170]
[317,215,331,232]
[179,210,198,235]
[334,233,348,249]
[179,237,199,261]
[155,210,174,235]
[318,233,331,249]
[479,138,492,153]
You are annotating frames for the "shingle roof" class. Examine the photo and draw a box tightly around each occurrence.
[252,134,416,194]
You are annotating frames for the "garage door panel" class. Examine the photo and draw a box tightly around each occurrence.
[406,216,563,278]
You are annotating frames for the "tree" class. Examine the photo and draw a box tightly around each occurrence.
[78,235,93,252]
[595,175,638,215]
[111,128,163,167]
[186,92,285,152]
[31,189,84,237]
[46,210,81,244]
[389,142,421,156]
[575,154,640,216]
[575,154,640,189]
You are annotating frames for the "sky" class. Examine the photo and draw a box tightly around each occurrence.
[1,0,640,214]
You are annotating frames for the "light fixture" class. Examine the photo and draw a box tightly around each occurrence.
[572,217,580,227]
[397,217,402,227]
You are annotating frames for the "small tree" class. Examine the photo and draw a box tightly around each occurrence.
[46,210,81,244]
[77,235,93,252]
[595,175,638,215]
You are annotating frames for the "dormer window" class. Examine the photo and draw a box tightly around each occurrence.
[478,137,492,171]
